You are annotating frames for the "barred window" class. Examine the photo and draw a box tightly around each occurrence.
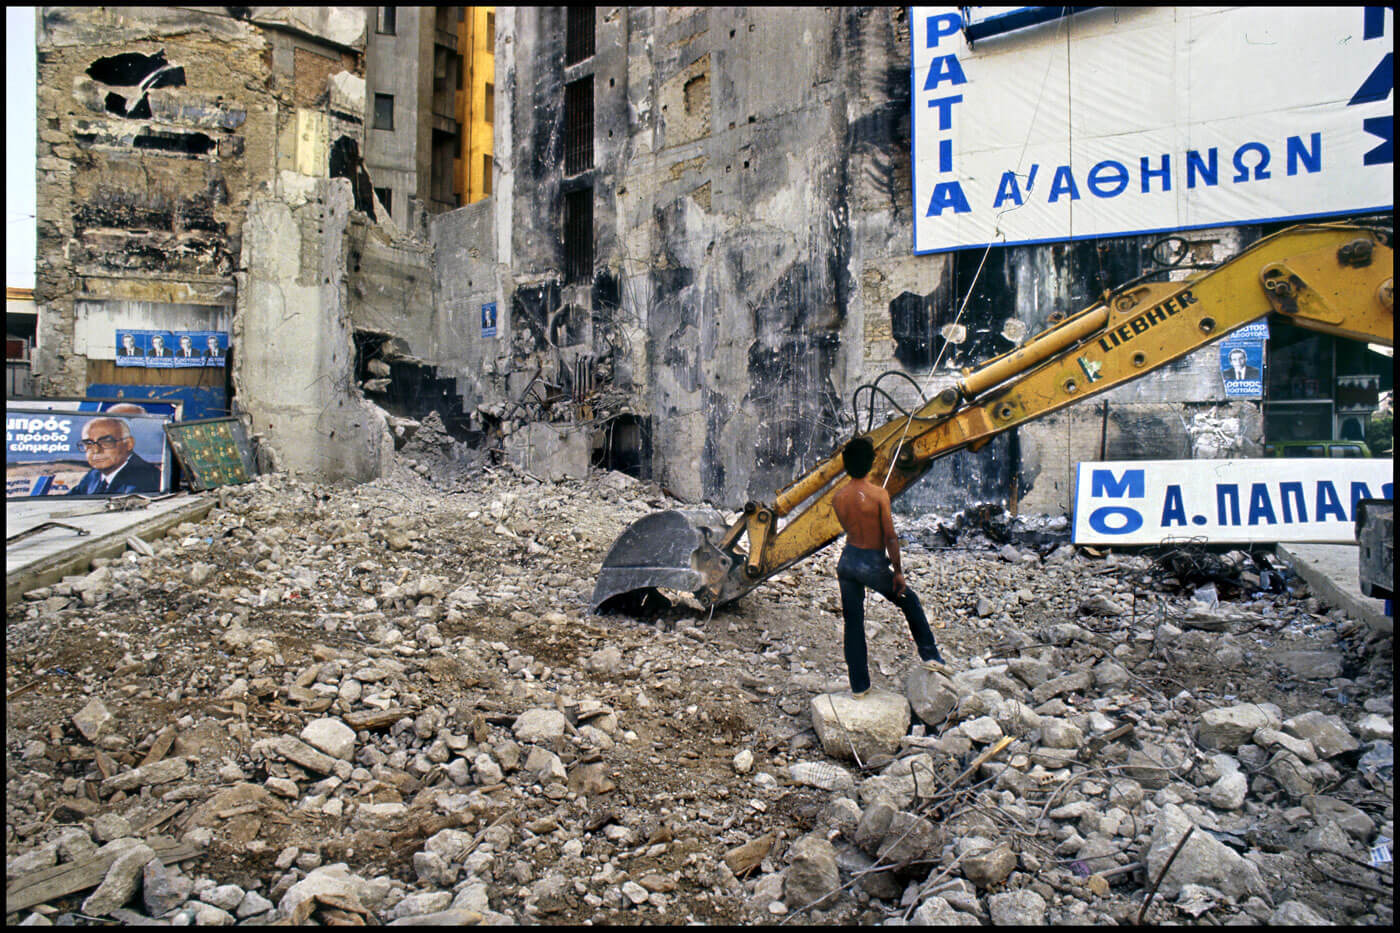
[565,7,595,64]
[564,76,593,175]
[564,188,593,284]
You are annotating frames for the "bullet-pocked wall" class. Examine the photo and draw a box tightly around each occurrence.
[497,7,1284,515]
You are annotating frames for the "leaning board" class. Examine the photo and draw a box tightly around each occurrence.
[163,416,256,491]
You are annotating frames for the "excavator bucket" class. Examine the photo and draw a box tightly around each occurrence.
[591,509,733,612]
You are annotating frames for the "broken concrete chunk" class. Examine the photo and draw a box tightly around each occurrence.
[1281,711,1359,759]
[810,691,910,763]
[512,708,568,743]
[1144,803,1265,900]
[72,698,113,743]
[784,835,840,910]
[81,842,157,916]
[271,735,339,774]
[99,756,189,795]
[1197,703,1275,752]
[300,717,356,760]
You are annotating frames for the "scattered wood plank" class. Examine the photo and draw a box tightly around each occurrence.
[343,708,414,731]
[134,802,186,835]
[5,837,202,915]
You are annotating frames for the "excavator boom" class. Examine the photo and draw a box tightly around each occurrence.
[592,223,1393,613]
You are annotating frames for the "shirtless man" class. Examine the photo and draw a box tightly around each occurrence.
[831,436,947,698]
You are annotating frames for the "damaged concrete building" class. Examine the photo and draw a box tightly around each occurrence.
[31,7,1393,515]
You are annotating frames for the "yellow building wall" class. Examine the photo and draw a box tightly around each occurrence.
[457,7,495,204]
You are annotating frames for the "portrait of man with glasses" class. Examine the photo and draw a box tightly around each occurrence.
[66,417,162,495]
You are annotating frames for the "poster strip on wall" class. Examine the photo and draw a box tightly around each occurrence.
[116,330,228,368]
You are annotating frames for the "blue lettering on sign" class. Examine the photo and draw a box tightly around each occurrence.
[924,54,968,91]
[1232,142,1271,182]
[1315,480,1347,522]
[926,182,971,216]
[1091,469,1144,498]
[926,12,962,48]
[1279,482,1307,523]
[924,179,968,214]
[1349,52,1393,105]
[1089,507,1143,536]
[1350,482,1375,514]
[993,171,1025,208]
[1217,485,1241,526]
[984,131,1338,209]
[1362,116,1393,166]
[1087,160,1129,198]
[1248,483,1278,525]
[1186,149,1217,189]
[1351,11,1393,166]
[1161,485,1187,526]
[1047,165,1081,202]
[921,12,969,229]
[926,94,963,130]
[1286,133,1322,176]
[1140,154,1171,193]
[1087,468,1144,536]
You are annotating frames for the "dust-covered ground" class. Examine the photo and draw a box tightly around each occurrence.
[5,450,1393,925]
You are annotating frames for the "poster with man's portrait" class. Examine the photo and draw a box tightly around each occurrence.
[1219,322,1268,399]
[115,329,228,368]
[6,406,172,498]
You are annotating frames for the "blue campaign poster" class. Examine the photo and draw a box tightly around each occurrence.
[1219,322,1268,399]
[481,303,497,338]
[116,329,228,368]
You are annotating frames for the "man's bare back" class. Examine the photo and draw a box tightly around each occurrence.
[833,477,905,595]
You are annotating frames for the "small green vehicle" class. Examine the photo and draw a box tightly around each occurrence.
[1262,439,1373,458]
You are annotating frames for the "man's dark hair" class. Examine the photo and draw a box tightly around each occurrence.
[843,436,876,479]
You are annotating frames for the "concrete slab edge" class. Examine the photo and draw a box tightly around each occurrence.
[1276,543,1393,637]
[5,497,215,608]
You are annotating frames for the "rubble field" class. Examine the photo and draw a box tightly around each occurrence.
[5,447,1394,926]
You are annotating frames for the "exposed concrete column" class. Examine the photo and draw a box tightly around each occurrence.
[234,173,394,482]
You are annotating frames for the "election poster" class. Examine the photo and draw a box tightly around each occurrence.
[6,405,173,498]
[1218,321,1269,399]
[482,303,497,339]
[116,329,228,368]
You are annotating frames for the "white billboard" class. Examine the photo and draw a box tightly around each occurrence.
[1072,459,1394,546]
[911,6,1395,254]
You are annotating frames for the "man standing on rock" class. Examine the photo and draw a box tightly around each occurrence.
[832,436,948,698]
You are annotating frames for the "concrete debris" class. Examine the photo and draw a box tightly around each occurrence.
[4,455,1393,925]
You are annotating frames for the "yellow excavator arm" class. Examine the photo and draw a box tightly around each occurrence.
[592,223,1393,611]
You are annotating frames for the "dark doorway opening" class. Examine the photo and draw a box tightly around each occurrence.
[595,414,650,479]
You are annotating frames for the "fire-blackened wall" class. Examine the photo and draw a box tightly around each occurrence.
[498,7,1270,515]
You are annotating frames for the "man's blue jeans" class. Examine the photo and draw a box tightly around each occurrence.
[836,544,943,693]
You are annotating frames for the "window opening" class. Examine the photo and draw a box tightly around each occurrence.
[564,75,593,176]
[377,7,396,35]
[374,93,394,130]
[484,83,494,123]
[565,7,595,64]
[374,187,393,217]
[564,188,593,284]
[483,154,493,196]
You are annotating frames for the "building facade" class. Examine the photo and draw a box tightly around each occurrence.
[362,7,496,230]
[470,6,1392,514]
[26,7,1392,515]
